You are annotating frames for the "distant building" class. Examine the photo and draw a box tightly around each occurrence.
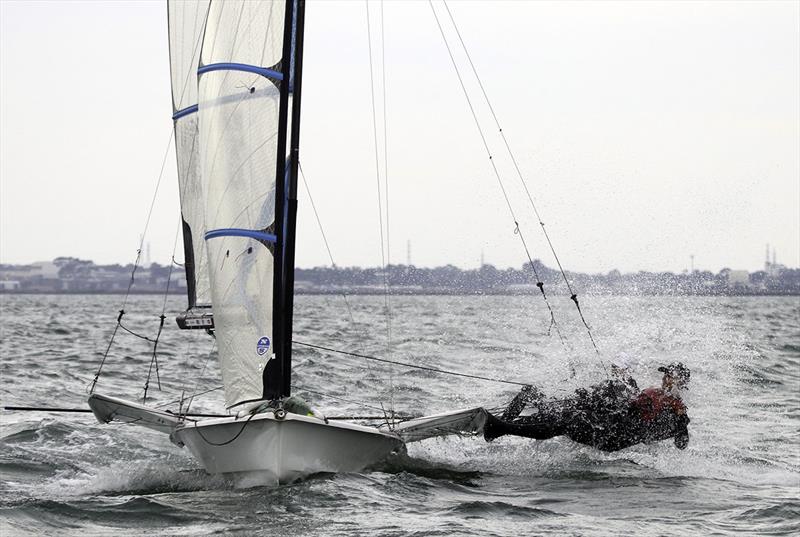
[31,261,59,279]
[765,244,786,278]
[169,271,187,289]
[0,261,58,280]
[727,270,749,285]
[0,266,36,280]
[0,280,21,291]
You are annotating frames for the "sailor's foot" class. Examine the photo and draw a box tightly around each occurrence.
[483,413,506,442]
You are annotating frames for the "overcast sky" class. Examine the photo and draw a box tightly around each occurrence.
[1,0,798,274]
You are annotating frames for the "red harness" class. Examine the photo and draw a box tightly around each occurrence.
[633,387,686,421]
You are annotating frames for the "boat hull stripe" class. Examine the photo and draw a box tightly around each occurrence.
[204,229,278,243]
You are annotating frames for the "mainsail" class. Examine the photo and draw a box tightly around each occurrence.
[169,0,304,408]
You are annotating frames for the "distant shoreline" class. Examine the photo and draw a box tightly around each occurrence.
[3,257,797,296]
[2,289,797,297]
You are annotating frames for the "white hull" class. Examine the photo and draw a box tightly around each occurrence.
[90,394,489,484]
[173,412,404,483]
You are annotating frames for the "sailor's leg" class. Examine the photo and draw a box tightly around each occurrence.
[501,385,544,420]
[483,412,564,442]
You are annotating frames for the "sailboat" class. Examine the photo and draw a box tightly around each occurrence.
[88,0,487,484]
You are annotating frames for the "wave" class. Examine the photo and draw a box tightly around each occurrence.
[1,421,79,445]
[443,500,563,519]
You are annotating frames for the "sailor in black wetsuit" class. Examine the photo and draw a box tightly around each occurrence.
[483,362,691,452]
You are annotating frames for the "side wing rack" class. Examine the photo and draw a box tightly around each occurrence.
[393,407,488,443]
[88,393,182,434]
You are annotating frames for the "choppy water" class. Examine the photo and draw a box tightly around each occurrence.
[1,294,798,536]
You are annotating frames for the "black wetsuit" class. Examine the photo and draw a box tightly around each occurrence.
[484,380,690,452]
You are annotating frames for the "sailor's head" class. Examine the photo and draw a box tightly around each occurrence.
[658,362,690,391]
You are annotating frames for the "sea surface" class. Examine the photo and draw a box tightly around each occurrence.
[1,294,798,536]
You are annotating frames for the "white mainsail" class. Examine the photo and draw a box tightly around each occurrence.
[197,0,287,407]
[169,0,212,308]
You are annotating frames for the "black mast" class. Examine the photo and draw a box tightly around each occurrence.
[280,0,306,397]
[265,0,305,400]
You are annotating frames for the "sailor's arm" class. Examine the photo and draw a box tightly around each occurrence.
[673,410,690,449]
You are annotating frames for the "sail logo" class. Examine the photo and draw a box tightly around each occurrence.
[256,336,271,356]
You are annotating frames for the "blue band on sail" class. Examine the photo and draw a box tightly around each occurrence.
[198,62,284,81]
[172,104,198,120]
[205,229,278,243]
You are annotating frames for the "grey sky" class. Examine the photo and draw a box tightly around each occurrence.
[1,0,798,274]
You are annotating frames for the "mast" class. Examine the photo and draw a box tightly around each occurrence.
[281,0,306,397]
[266,0,305,400]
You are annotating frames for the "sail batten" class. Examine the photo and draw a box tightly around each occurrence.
[205,228,278,243]
[198,62,284,80]
[173,104,199,120]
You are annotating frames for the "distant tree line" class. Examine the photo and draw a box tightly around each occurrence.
[295,261,800,295]
[2,257,798,295]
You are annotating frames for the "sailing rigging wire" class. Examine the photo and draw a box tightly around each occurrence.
[89,130,176,394]
[0,406,225,419]
[294,340,529,387]
[297,160,391,406]
[90,4,212,395]
[140,313,165,404]
[380,0,391,274]
[440,1,605,370]
[1,406,417,422]
[379,0,397,425]
[157,383,400,418]
[299,160,395,426]
[365,0,391,319]
[181,338,219,417]
[426,0,566,348]
[366,0,396,421]
[297,386,397,415]
[193,412,257,446]
[155,383,222,410]
[298,161,357,327]
[142,219,182,403]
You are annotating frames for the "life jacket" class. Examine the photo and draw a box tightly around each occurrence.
[633,387,686,422]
